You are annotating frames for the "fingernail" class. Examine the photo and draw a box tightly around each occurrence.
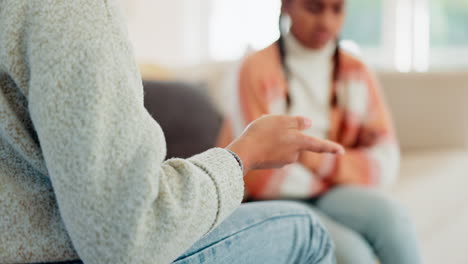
[338,147,346,155]
[303,118,312,128]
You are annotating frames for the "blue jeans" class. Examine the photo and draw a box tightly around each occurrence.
[43,201,335,264]
[173,201,335,264]
[306,186,422,264]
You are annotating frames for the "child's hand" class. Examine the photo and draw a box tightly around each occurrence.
[358,130,381,147]
[226,115,344,174]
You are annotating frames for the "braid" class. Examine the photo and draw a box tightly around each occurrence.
[331,38,340,107]
[333,38,341,81]
[278,14,287,69]
[278,14,291,108]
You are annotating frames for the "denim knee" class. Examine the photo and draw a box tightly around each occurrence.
[252,201,335,264]
[280,202,335,264]
[365,196,413,238]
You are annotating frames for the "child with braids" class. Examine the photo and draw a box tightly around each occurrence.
[218,0,422,263]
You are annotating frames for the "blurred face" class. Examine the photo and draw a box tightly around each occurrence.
[282,0,345,49]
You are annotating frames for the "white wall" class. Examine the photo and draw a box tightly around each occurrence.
[121,0,211,67]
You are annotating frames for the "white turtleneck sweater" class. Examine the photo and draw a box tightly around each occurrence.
[285,33,336,139]
[272,34,336,197]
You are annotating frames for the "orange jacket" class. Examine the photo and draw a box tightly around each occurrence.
[218,42,400,200]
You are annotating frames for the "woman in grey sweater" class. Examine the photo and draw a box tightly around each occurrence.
[0,1,343,263]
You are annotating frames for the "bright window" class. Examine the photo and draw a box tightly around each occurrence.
[342,0,384,47]
[209,0,281,60]
[430,0,468,69]
[209,0,468,71]
[430,0,468,47]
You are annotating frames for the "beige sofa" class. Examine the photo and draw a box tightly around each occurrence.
[146,63,468,263]
[380,72,468,264]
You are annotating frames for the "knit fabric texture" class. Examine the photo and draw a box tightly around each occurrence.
[0,1,244,263]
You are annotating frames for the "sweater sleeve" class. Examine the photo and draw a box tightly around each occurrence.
[23,1,243,263]
[320,65,400,188]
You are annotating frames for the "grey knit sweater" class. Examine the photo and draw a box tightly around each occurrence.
[0,1,244,263]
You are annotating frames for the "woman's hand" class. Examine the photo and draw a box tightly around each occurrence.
[226,115,344,174]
